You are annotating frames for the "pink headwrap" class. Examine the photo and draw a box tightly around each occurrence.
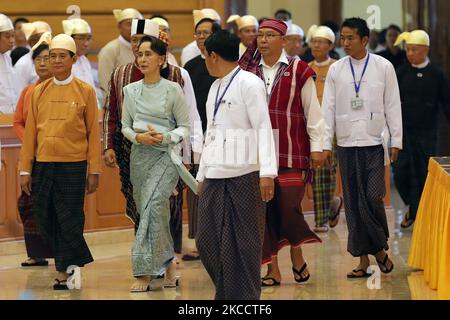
[259,18,287,36]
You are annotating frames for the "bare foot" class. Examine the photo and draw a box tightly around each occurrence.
[130,276,150,292]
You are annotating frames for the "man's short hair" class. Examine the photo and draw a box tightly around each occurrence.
[274,9,292,20]
[322,20,339,34]
[386,24,402,34]
[379,28,388,45]
[13,17,29,28]
[150,14,169,23]
[205,29,240,62]
[341,17,370,39]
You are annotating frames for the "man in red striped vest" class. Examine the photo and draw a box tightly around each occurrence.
[240,18,325,286]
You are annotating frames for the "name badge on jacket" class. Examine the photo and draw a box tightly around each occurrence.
[351,98,364,110]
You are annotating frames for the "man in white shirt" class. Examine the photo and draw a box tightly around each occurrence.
[0,13,19,114]
[62,18,95,88]
[322,18,402,278]
[182,9,222,261]
[196,30,277,300]
[14,21,52,93]
[63,18,103,107]
[98,8,143,101]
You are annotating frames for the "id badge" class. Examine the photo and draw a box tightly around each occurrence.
[351,98,364,110]
[204,126,218,147]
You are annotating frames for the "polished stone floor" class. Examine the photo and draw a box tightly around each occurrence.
[0,186,438,300]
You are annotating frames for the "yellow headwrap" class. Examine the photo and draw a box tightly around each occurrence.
[394,30,430,47]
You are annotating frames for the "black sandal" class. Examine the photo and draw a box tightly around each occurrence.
[182,253,200,261]
[376,254,394,274]
[347,269,372,278]
[292,263,310,283]
[53,279,69,290]
[21,259,49,267]
[329,197,343,228]
[261,277,281,287]
[401,211,414,229]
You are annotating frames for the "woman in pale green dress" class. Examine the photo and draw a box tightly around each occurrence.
[121,35,192,292]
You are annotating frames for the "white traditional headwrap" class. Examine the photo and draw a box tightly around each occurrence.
[113,8,143,23]
[306,24,335,43]
[49,34,77,54]
[62,18,91,36]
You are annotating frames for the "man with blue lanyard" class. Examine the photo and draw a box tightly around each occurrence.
[196,30,277,300]
[322,18,403,279]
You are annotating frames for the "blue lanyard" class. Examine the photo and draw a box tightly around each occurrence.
[213,68,241,122]
[349,53,370,98]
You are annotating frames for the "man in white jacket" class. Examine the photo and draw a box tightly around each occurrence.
[14,21,52,93]
[97,8,143,101]
[322,18,402,278]
[0,13,19,114]
[196,30,277,300]
[62,18,95,88]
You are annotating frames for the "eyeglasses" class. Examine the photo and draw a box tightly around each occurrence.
[34,56,49,64]
[130,37,141,44]
[194,31,212,38]
[257,33,283,40]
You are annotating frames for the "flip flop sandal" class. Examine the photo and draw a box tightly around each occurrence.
[21,259,49,267]
[292,263,310,283]
[182,253,200,261]
[130,285,150,293]
[329,197,343,228]
[53,279,69,290]
[376,254,394,274]
[261,277,281,287]
[346,269,372,279]
[401,212,414,228]
[314,225,329,233]
[163,278,179,288]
